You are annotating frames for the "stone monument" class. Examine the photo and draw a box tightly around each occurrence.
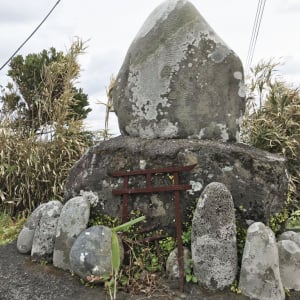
[16,1,291,298]
[64,0,287,233]
[112,0,245,141]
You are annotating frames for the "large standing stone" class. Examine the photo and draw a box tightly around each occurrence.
[113,0,245,141]
[64,136,288,235]
[191,182,237,290]
[69,225,123,281]
[17,203,48,254]
[31,200,62,262]
[277,240,300,291]
[239,222,284,300]
[53,196,90,271]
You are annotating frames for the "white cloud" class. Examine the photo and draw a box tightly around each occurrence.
[276,0,300,12]
[0,0,299,135]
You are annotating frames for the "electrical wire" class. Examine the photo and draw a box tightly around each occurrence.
[0,0,61,71]
[246,0,266,74]
[246,0,263,69]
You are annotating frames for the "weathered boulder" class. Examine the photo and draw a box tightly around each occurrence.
[53,196,90,271]
[191,182,237,290]
[31,200,62,262]
[64,136,288,234]
[69,225,123,281]
[113,0,245,141]
[277,240,300,291]
[17,204,46,254]
[17,202,59,254]
[278,231,300,247]
[239,222,284,300]
[166,247,191,279]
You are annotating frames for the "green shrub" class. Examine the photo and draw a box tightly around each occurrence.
[0,40,93,216]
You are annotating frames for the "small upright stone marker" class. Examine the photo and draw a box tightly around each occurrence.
[17,203,47,254]
[31,200,62,262]
[191,182,237,290]
[53,196,90,271]
[113,0,245,141]
[277,239,300,291]
[239,222,284,300]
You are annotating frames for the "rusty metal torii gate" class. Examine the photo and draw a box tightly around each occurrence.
[110,164,196,292]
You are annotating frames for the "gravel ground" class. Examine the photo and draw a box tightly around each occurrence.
[1,241,300,300]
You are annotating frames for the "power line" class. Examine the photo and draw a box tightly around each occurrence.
[0,0,61,71]
[246,0,266,74]
[250,0,266,67]
[246,0,263,69]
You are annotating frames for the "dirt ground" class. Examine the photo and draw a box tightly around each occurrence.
[1,241,300,300]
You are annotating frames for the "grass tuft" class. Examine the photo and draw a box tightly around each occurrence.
[0,212,26,246]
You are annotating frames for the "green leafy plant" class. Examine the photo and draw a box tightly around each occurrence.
[182,229,191,246]
[159,236,176,254]
[89,211,179,296]
[269,208,289,235]
[88,214,121,228]
[230,280,242,294]
[284,209,300,232]
[108,216,146,300]
[185,259,197,283]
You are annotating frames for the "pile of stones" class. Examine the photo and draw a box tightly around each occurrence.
[17,193,123,280]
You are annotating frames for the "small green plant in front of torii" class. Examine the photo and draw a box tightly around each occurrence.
[109,216,146,300]
[185,259,198,284]
[87,215,146,300]
[88,199,202,295]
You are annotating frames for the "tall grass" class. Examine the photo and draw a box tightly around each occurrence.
[0,40,92,216]
[0,126,89,216]
[242,60,300,206]
[0,212,26,245]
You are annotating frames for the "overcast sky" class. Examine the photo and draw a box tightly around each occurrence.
[0,0,300,136]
